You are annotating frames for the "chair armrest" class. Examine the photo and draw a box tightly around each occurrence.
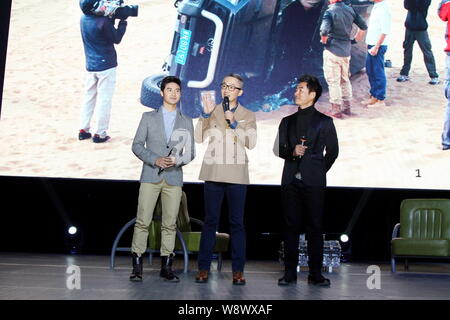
[190,218,204,227]
[392,223,400,240]
[110,217,137,269]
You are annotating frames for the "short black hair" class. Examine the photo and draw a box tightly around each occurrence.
[224,73,244,88]
[297,74,322,104]
[160,76,181,92]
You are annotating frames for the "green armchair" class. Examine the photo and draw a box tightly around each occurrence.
[148,191,230,272]
[391,199,450,272]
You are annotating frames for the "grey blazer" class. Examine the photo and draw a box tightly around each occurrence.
[132,107,195,186]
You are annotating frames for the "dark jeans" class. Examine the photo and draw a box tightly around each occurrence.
[366,45,387,101]
[443,53,450,148]
[198,181,247,272]
[281,180,325,277]
[400,29,438,78]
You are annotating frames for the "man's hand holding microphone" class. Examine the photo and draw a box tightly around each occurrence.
[293,144,308,157]
[293,136,308,157]
[155,156,176,170]
[156,147,176,174]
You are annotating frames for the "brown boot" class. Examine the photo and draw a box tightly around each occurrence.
[232,271,246,285]
[329,103,343,119]
[362,96,377,106]
[368,99,386,107]
[342,100,355,116]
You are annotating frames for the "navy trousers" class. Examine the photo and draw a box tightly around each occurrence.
[443,53,450,149]
[366,45,388,101]
[198,181,247,272]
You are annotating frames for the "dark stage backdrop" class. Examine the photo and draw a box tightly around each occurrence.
[1,175,449,262]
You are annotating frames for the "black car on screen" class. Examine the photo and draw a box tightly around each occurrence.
[141,0,373,117]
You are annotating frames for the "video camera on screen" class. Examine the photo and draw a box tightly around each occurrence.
[91,0,138,20]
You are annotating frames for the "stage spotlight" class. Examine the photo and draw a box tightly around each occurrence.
[66,226,82,254]
[340,234,349,243]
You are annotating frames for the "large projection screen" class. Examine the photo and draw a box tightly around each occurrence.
[0,0,449,190]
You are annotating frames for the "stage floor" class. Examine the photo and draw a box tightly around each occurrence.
[0,253,449,300]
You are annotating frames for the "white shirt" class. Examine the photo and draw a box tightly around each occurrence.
[365,1,391,46]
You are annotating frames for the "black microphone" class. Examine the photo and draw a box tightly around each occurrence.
[222,96,230,126]
[158,147,174,175]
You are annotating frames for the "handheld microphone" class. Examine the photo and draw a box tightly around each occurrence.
[158,147,174,175]
[222,96,230,126]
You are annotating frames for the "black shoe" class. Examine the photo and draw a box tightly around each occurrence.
[129,252,143,282]
[308,274,330,287]
[443,145,450,151]
[160,254,180,283]
[92,134,111,143]
[429,77,440,85]
[396,75,409,82]
[78,130,92,140]
[278,272,297,286]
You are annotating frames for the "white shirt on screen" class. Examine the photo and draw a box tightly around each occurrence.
[365,0,391,46]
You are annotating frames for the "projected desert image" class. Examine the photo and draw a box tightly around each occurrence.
[0,0,449,189]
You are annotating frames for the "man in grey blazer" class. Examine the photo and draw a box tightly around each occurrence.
[129,76,195,282]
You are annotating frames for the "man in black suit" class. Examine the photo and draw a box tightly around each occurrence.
[273,74,339,286]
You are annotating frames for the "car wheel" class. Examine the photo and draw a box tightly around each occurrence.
[140,73,167,108]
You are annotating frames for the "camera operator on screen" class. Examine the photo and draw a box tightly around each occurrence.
[78,0,138,143]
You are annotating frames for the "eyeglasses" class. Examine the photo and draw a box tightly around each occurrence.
[220,83,242,91]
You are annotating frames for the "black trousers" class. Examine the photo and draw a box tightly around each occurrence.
[400,29,438,78]
[281,179,325,276]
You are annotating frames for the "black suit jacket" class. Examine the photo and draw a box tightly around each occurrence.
[273,107,339,186]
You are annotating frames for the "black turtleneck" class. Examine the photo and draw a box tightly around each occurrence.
[296,105,315,139]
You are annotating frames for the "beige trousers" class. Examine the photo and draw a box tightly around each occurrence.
[323,49,352,104]
[131,180,182,256]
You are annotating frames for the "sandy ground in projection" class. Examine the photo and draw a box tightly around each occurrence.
[0,0,449,189]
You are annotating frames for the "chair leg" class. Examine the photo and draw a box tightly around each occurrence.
[110,217,137,270]
[218,253,223,272]
[184,254,189,273]
[391,256,396,273]
[110,251,115,269]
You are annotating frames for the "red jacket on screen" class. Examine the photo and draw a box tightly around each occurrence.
[439,0,450,52]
